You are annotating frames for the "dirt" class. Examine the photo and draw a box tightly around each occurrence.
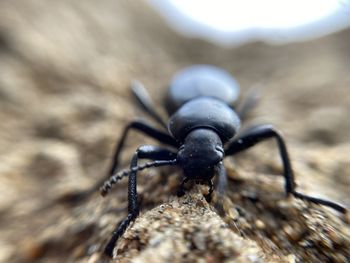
[0,1,349,262]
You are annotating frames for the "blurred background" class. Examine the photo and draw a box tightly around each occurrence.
[0,0,349,262]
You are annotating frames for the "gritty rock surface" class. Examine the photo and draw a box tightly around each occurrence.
[114,187,270,262]
[0,1,349,263]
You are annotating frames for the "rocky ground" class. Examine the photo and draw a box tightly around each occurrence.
[0,1,349,262]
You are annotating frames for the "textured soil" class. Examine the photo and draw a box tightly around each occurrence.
[0,1,349,262]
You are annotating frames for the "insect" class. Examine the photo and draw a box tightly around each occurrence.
[100,65,347,257]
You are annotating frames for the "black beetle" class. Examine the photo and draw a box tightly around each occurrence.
[100,65,347,257]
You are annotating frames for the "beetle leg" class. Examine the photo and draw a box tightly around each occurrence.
[59,120,178,204]
[225,124,347,214]
[177,177,189,197]
[107,119,178,177]
[204,179,214,203]
[235,85,261,121]
[216,162,227,203]
[104,145,177,257]
[131,81,168,129]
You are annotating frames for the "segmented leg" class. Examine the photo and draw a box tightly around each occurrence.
[177,178,189,197]
[235,85,261,121]
[107,119,178,177]
[216,162,227,202]
[104,145,177,257]
[59,120,178,204]
[225,124,347,214]
[204,179,214,202]
[131,81,167,129]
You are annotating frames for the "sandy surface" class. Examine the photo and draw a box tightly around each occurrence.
[0,1,349,262]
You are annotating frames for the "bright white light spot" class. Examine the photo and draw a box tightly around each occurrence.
[148,0,350,45]
[168,0,339,30]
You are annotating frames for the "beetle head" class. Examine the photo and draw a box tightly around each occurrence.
[177,128,224,180]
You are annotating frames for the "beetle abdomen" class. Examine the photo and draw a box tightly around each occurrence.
[168,97,240,143]
[165,65,240,114]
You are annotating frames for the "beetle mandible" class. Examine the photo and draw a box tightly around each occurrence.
[100,65,347,257]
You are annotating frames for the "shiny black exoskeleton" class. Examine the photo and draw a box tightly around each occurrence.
[100,65,347,257]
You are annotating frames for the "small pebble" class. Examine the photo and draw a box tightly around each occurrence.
[255,219,265,230]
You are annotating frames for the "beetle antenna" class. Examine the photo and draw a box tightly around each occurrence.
[100,159,178,196]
